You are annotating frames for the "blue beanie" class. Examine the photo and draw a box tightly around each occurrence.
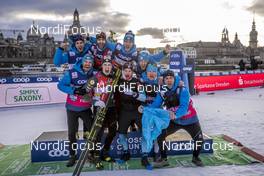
[72,33,84,43]
[124,30,135,43]
[82,53,94,65]
[138,50,150,62]
[162,70,174,79]
[146,64,158,73]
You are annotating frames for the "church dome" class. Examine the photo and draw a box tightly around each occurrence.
[27,21,41,37]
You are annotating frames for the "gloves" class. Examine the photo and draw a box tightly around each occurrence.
[124,88,139,98]
[124,89,133,96]
[74,87,86,96]
[94,100,106,108]
[169,111,176,120]
[138,105,144,113]
[132,92,139,98]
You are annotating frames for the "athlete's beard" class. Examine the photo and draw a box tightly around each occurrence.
[83,66,91,73]
[165,81,174,89]
[148,75,157,80]
[125,46,132,52]
[167,84,173,89]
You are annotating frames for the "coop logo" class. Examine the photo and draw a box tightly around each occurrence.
[12,77,30,83]
[170,61,181,66]
[69,51,75,57]
[36,77,53,82]
[238,76,244,86]
[0,78,7,84]
[77,80,87,84]
[48,149,69,157]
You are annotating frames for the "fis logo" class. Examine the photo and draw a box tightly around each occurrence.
[71,72,78,79]
[170,53,181,59]
[76,57,82,62]
[69,51,75,57]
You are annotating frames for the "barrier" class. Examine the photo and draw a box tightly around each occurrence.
[0,82,66,108]
[1,70,264,108]
[195,71,264,92]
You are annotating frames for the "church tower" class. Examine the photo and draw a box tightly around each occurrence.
[68,8,85,35]
[221,27,230,44]
[73,8,80,27]
[249,16,258,49]
[232,32,243,48]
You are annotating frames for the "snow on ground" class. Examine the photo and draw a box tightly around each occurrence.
[44,165,264,176]
[0,86,264,175]
[193,87,264,155]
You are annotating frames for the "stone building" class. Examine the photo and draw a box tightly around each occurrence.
[67,8,86,35]
[0,8,86,64]
[177,18,264,65]
[0,21,56,63]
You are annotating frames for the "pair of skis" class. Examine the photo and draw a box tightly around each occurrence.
[72,69,121,176]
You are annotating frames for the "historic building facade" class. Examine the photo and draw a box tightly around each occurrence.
[177,18,264,65]
[0,9,84,64]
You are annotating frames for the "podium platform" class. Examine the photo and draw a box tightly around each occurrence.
[31,131,213,162]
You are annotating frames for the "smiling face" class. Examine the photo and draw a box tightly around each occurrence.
[123,40,133,51]
[97,38,106,49]
[123,68,133,80]
[139,60,148,70]
[102,62,112,76]
[164,76,174,88]
[147,71,157,80]
[75,40,84,52]
[82,60,93,71]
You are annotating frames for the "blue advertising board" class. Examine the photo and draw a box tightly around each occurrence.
[31,131,213,162]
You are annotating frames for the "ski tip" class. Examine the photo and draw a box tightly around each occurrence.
[146,164,153,170]
[116,159,125,164]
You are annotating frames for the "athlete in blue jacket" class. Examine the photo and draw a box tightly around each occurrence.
[136,47,170,78]
[112,31,170,69]
[139,64,163,105]
[54,34,94,68]
[57,53,94,167]
[55,34,95,140]
[148,70,204,167]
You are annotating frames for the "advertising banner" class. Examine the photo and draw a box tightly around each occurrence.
[195,73,264,92]
[0,82,66,108]
[31,131,213,162]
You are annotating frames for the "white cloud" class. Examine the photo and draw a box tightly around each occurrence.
[110,0,264,47]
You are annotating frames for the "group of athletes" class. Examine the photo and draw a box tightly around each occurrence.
[55,30,204,170]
